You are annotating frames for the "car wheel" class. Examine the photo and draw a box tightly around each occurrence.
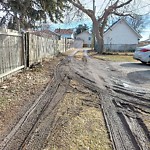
[141,61,147,64]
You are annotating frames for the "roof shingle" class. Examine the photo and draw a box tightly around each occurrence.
[55,29,73,35]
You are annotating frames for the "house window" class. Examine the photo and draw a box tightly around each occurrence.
[89,37,91,41]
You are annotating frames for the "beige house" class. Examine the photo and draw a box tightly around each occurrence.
[55,29,74,39]
[76,31,92,47]
[29,30,60,40]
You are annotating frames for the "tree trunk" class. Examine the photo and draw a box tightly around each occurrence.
[93,19,104,54]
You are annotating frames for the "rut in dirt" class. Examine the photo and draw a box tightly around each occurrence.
[69,50,150,150]
[0,50,150,150]
[0,58,71,150]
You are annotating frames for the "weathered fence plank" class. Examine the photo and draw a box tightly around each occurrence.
[28,33,57,66]
[0,29,74,82]
[0,28,22,37]
[27,33,73,66]
[0,66,25,79]
[0,29,24,82]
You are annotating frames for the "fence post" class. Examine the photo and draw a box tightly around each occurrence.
[22,32,26,68]
[65,38,67,52]
[55,39,58,55]
[25,32,29,67]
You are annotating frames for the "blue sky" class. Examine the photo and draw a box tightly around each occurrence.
[50,18,150,41]
[49,0,150,40]
[50,19,93,31]
[0,0,149,40]
[141,30,150,40]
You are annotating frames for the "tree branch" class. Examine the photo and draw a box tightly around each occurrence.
[98,0,133,22]
[113,12,133,18]
[68,0,94,19]
[116,0,133,9]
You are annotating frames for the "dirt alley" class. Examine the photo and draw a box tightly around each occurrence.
[0,50,150,150]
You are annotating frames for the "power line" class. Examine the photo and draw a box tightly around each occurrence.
[130,3,150,12]
[82,0,93,5]
[96,0,111,16]
[96,0,107,15]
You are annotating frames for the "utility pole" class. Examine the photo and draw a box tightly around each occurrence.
[93,0,96,50]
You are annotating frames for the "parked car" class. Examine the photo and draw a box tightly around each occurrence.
[133,45,150,64]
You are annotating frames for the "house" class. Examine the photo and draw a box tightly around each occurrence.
[54,28,74,39]
[73,39,84,48]
[29,29,60,40]
[103,18,142,51]
[140,35,150,46]
[76,31,92,47]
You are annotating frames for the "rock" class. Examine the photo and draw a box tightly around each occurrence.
[1,85,8,89]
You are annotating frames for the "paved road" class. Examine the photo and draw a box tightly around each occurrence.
[110,62,150,88]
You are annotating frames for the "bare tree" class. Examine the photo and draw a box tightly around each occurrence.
[125,14,147,33]
[68,0,135,53]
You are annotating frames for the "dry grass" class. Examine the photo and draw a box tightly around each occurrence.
[141,111,150,132]
[65,49,136,62]
[63,49,84,60]
[144,118,150,130]
[44,80,112,150]
[93,55,136,62]
[0,58,62,136]
[74,51,84,60]
[88,51,136,62]
[143,116,150,149]
[63,48,77,56]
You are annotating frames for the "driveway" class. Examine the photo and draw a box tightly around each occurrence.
[110,62,150,88]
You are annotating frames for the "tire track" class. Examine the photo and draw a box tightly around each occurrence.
[70,50,150,150]
[1,50,149,150]
[0,59,70,150]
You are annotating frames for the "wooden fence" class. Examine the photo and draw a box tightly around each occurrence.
[0,29,24,82]
[27,32,74,67]
[0,28,74,82]
[27,33,58,66]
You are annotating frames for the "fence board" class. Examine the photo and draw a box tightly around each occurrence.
[0,28,22,37]
[0,66,24,79]
[58,38,65,53]
[0,29,74,82]
[0,29,24,82]
[28,33,56,66]
[28,33,69,66]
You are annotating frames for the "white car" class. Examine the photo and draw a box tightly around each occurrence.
[133,44,150,64]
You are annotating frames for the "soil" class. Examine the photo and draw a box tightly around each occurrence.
[44,80,112,150]
[0,49,150,150]
[0,56,63,141]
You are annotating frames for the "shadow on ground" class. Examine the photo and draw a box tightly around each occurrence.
[127,70,150,84]
[120,63,150,68]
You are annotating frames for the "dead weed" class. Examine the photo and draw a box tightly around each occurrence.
[45,80,112,150]
[0,57,62,136]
